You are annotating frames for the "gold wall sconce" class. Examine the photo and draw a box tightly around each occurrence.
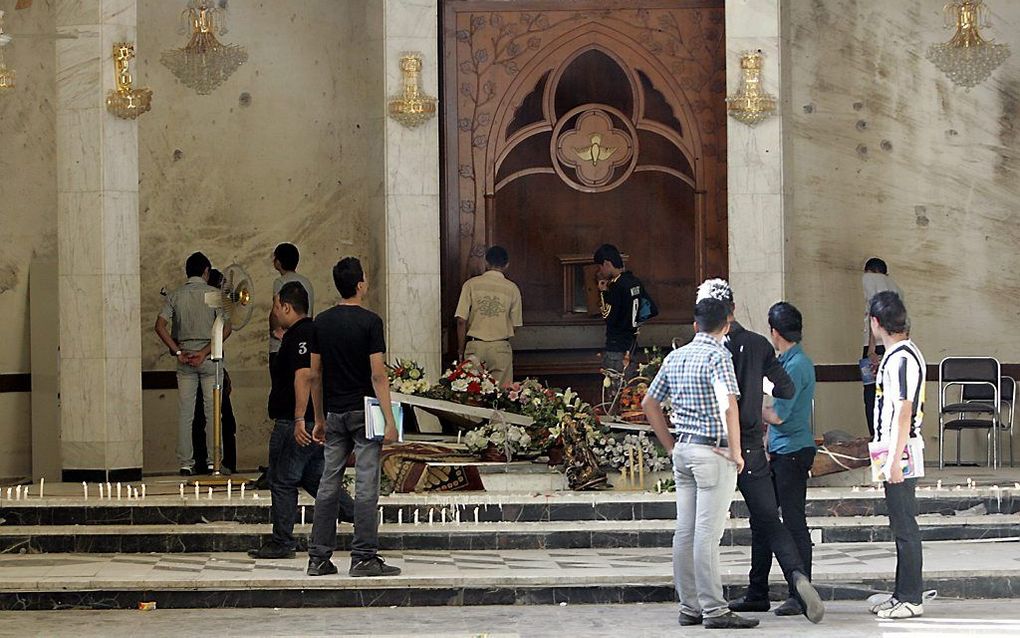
[927,0,1010,90]
[388,53,437,128]
[0,10,15,92]
[106,42,152,119]
[726,51,777,127]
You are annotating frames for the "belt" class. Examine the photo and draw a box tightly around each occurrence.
[466,336,509,343]
[676,432,728,448]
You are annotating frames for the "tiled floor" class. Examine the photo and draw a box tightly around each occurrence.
[0,540,1015,590]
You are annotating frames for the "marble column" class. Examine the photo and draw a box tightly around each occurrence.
[383,0,442,380]
[55,0,143,481]
[725,0,789,335]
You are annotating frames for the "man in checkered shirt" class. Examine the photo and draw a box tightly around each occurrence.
[642,297,757,630]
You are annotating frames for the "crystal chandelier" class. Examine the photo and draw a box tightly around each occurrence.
[388,53,437,128]
[0,10,15,92]
[726,51,777,127]
[161,1,247,95]
[926,0,1010,90]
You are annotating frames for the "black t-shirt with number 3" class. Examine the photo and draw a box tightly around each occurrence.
[268,317,318,421]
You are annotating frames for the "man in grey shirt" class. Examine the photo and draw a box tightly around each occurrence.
[269,243,314,366]
[155,252,232,476]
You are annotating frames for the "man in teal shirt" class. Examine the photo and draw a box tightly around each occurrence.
[759,302,817,616]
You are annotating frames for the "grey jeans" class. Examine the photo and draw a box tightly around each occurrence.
[177,359,216,469]
[672,441,739,618]
[308,410,382,563]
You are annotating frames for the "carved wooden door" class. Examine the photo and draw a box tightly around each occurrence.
[442,0,727,357]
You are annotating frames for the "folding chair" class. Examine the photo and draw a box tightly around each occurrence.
[938,357,1000,468]
[998,377,1015,468]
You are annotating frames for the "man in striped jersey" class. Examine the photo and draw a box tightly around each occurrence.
[868,290,926,619]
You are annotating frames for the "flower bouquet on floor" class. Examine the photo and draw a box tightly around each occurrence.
[463,422,533,462]
[429,358,500,407]
[387,359,430,395]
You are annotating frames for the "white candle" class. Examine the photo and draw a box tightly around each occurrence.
[936,480,943,490]
[378,507,384,526]
[116,482,122,500]
[457,430,462,445]
[414,509,420,525]
[227,479,232,500]
[15,485,21,500]
[22,487,29,500]
[428,509,434,525]
[98,483,104,499]
[141,484,146,500]
[135,488,141,500]
[301,506,306,526]
[39,478,44,499]
[83,482,89,500]
[126,487,132,500]
[474,507,479,524]
[106,482,112,499]
[241,483,246,500]
[208,487,213,500]
[253,493,260,500]
[441,509,447,525]
[195,482,200,499]
[455,508,461,525]
[397,509,403,525]
[180,483,185,499]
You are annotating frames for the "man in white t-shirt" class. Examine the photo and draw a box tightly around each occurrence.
[868,290,925,620]
[861,257,903,436]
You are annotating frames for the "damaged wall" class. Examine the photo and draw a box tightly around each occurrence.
[137,0,385,472]
[787,0,1020,461]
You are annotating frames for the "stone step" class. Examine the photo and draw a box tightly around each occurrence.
[2,514,1017,554]
[0,541,1016,609]
[1,490,1015,525]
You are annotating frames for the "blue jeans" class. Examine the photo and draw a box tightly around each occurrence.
[308,411,382,562]
[673,442,739,618]
[268,419,354,550]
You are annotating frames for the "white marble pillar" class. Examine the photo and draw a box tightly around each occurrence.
[55,0,143,480]
[726,0,788,335]
[383,0,442,380]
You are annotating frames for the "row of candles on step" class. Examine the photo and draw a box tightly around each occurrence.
[849,479,1020,493]
[78,482,146,500]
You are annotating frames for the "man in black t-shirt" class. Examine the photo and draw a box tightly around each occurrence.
[593,243,647,406]
[307,257,401,578]
[248,282,353,560]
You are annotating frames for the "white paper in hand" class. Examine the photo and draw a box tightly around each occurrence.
[762,377,775,397]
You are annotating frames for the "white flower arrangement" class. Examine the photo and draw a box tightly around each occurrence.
[388,359,431,395]
[463,422,533,458]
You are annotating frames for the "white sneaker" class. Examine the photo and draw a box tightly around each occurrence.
[877,601,923,619]
[869,595,896,615]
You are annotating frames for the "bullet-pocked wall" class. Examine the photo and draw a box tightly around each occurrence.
[786,0,1020,462]
[137,0,385,472]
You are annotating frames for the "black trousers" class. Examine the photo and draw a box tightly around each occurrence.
[193,370,238,471]
[749,446,815,594]
[885,478,923,604]
[739,447,808,600]
[862,345,886,438]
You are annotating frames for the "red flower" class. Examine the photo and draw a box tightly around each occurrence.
[467,381,482,394]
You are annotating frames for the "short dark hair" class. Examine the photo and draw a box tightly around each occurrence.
[864,257,888,274]
[332,256,364,299]
[768,301,803,343]
[694,298,730,333]
[277,281,309,315]
[869,290,909,334]
[185,252,211,278]
[274,243,300,271]
[207,268,224,289]
[593,243,624,269]
[485,245,509,268]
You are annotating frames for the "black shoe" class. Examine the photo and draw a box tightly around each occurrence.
[248,543,295,559]
[729,596,770,612]
[349,556,402,577]
[678,612,703,626]
[791,571,824,624]
[306,558,338,576]
[704,611,760,629]
[254,466,271,490]
[179,467,194,477]
[774,597,804,616]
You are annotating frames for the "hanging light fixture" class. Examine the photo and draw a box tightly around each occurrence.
[106,42,152,119]
[726,51,777,127]
[0,10,15,92]
[926,0,1010,90]
[160,1,247,95]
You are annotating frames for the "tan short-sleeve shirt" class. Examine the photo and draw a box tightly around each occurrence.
[454,270,523,341]
[160,276,220,352]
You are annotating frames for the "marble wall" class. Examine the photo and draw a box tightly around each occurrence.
[786,0,1020,460]
[137,1,385,472]
[0,0,57,478]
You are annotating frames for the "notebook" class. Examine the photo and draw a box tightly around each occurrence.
[868,437,924,482]
[364,397,404,442]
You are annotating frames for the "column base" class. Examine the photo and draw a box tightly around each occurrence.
[62,468,143,483]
